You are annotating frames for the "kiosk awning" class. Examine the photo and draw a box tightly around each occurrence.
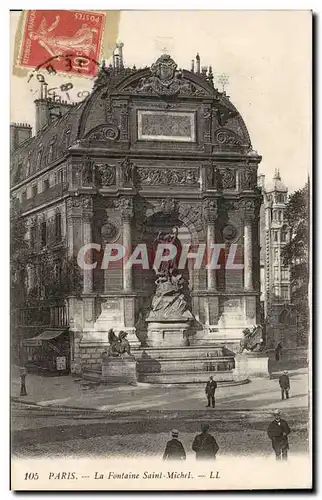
[24,329,67,346]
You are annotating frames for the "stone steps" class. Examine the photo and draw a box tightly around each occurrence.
[80,344,246,385]
[82,368,246,386]
[136,357,234,373]
[137,370,236,384]
[135,345,234,359]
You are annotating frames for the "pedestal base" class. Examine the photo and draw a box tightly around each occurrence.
[146,320,192,347]
[101,356,137,385]
[94,296,140,347]
[232,352,269,381]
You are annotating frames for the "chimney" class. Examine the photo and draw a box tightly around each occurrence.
[116,42,124,68]
[35,96,75,134]
[35,99,51,134]
[196,53,200,73]
[208,66,214,86]
[10,123,32,152]
[191,59,195,73]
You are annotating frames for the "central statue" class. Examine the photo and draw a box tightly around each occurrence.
[147,227,192,321]
[152,226,182,275]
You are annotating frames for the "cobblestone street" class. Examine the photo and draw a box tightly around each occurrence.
[11,364,308,413]
[11,363,309,459]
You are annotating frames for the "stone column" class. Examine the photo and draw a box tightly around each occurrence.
[242,200,255,291]
[82,196,94,294]
[204,199,218,290]
[66,197,82,258]
[118,197,134,291]
[122,217,132,291]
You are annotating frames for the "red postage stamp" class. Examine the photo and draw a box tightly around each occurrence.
[17,10,107,76]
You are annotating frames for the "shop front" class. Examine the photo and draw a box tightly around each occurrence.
[23,329,70,375]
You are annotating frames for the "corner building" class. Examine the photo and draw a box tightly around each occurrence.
[258,171,298,348]
[11,52,262,378]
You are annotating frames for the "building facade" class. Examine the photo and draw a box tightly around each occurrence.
[11,50,262,377]
[258,171,299,348]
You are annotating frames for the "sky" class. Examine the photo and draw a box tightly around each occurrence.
[10,10,311,192]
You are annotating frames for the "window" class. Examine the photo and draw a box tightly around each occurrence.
[281,231,287,242]
[48,144,54,163]
[281,267,289,280]
[273,210,277,221]
[277,194,285,203]
[274,231,278,242]
[30,225,37,247]
[40,221,47,247]
[26,160,31,177]
[56,169,64,184]
[21,190,27,203]
[281,285,289,300]
[43,178,50,191]
[55,212,62,242]
[274,267,279,280]
[54,260,62,282]
[278,211,282,222]
[279,309,289,324]
[36,150,42,169]
[65,130,71,148]
[32,184,38,197]
[14,162,23,184]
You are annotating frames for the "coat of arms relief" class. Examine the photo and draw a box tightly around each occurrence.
[124,54,207,96]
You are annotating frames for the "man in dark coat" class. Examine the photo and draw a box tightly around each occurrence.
[267,409,290,460]
[275,342,283,361]
[279,370,290,400]
[192,423,219,460]
[162,429,186,461]
[205,376,217,408]
[20,367,27,396]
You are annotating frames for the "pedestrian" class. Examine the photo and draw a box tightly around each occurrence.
[267,409,290,460]
[205,375,217,408]
[162,429,186,461]
[19,366,27,396]
[192,423,219,460]
[279,370,290,400]
[275,342,282,361]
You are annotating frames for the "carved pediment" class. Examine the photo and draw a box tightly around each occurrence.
[120,55,209,97]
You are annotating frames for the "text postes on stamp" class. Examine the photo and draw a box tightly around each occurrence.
[17,10,107,76]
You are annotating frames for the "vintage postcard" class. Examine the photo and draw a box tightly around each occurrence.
[10,9,312,491]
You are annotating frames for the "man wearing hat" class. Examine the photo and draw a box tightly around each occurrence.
[192,423,219,460]
[205,376,217,408]
[279,370,290,400]
[267,409,291,460]
[162,429,186,461]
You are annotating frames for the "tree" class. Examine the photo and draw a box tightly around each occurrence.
[26,250,82,306]
[10,202,33,307]
[281,183,309,340]
[10,202,34,363]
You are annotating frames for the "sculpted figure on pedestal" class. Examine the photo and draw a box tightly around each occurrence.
[239,325,264,353]
[148,227,192,319]
[151,271,189,318]
[107,329,133,357]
